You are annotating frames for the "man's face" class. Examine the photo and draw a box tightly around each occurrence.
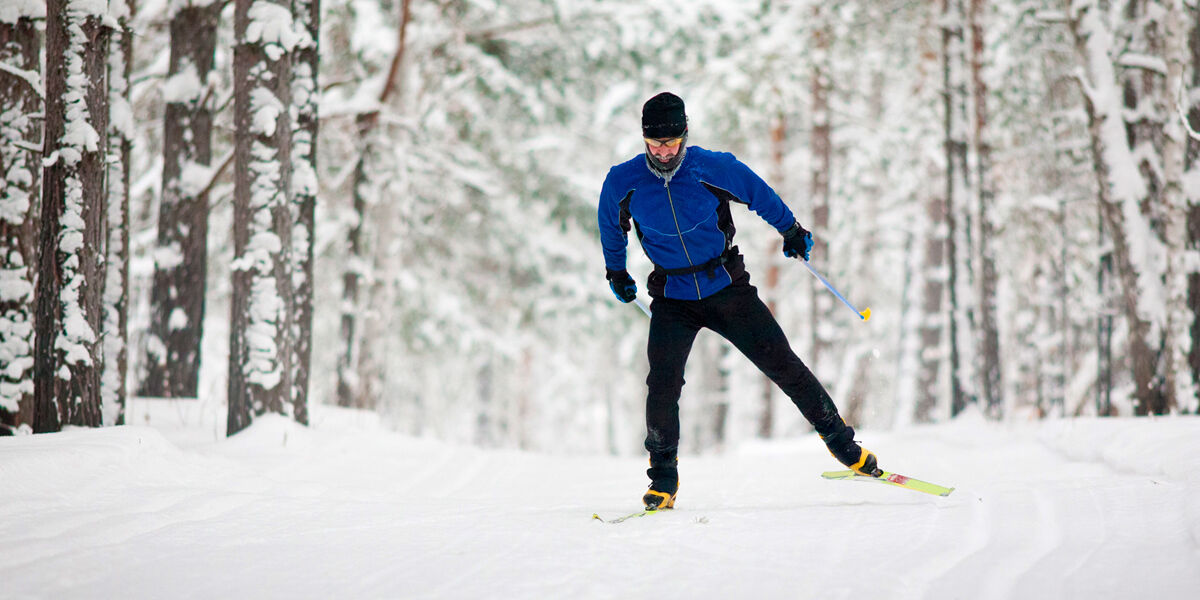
[645,136,684,165]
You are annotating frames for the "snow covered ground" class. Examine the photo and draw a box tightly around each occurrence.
[2,400,1198,600]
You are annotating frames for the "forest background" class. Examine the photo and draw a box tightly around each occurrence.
[1,0,1197,454]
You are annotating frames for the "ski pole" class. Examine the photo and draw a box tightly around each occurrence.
[633,297,652,318]
[800,260,871,321]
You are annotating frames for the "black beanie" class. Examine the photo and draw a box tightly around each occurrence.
[642,92,687,138]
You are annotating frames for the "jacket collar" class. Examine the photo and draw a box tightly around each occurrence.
[644,145,689,185]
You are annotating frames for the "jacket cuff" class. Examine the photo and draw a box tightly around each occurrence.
[781,221,807,238]
[606,268,630,281]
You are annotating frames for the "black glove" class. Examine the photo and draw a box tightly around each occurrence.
[606,269,637,303]
[781,221,813,261]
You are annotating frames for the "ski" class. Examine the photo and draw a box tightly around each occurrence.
[821,470,955,497]
[592,508,665,524]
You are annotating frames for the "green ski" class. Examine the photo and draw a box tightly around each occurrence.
[592,508,666,524]
[822,470,955,497]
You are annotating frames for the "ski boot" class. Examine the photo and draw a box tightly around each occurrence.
[643,454,678,510]
[821,420,882,477]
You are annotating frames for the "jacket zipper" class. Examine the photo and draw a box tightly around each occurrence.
[664,182,703,299]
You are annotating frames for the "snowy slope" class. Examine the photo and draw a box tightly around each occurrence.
[2,401,1198,600]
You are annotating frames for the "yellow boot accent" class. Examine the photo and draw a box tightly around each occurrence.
[849,448,880,477]
[643,489,676,510]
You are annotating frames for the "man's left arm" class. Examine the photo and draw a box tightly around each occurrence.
[721,155,796,233]
[721,155,813,260]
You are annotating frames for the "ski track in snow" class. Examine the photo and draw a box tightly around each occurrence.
[1,404,1199,599]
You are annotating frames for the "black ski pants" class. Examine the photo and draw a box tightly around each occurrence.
[644,283,841,460]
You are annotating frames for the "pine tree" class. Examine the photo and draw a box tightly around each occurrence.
[1186,0,1200,413]
[914,2,951,423]
[336,0,411,410]
[102,0,135,426]
[289,0,320,426]
[0,3,42,434]
[809,3,834,376]
[142,0,220,399]
[969,0,1003,418]
[228,0,308,435]
[34,0,111,431]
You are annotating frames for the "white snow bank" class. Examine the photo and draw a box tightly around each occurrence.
[1037,416,1200,482]
[2,404,1198,600]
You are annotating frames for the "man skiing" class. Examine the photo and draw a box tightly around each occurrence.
[597,92,882,511]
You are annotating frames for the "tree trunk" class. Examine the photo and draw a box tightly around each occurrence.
[1161,0,1194,412]
[911,3,949,424]
[969,0,1003,418]
[142,2,219,399]
[337,0,412,409]
[809,4,832,374]
[758,114,786,439]
[228,0,297,436]
[336,140,367,408]
[1188,0,1200,412]
[942,0,969,417]
[34,0,110,432]
[914,190,947,423]
[712,343,731,448]
[1068,0,1169,416]
[103,0,135,425]
[290,0,319,426]
[1096,213,1116,416]
[0,12,40,434]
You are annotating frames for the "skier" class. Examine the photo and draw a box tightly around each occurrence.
[597,92,882,511]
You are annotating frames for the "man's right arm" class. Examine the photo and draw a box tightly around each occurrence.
[597,170,630,272]
[597,170,639,303]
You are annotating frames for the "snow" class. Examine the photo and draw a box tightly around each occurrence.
[1070,1,1175,339]
[1,402,1197,599]
[250,88,285,137]
[162,64,203,104]
[168,306,188,331]
[179,160,213,197]
[245,2,312,62]
[0,0,44,23]
[69,0,109,17]
[245,276,284,390]
[0,62,44,100]
[0,265,33,302]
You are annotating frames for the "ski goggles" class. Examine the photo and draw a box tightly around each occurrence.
[644,136,684,149]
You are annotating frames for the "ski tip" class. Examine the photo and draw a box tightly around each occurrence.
[860,307,871,321]
[821,470,856,479]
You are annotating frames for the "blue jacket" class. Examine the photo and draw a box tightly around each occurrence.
[598,146,796,300]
